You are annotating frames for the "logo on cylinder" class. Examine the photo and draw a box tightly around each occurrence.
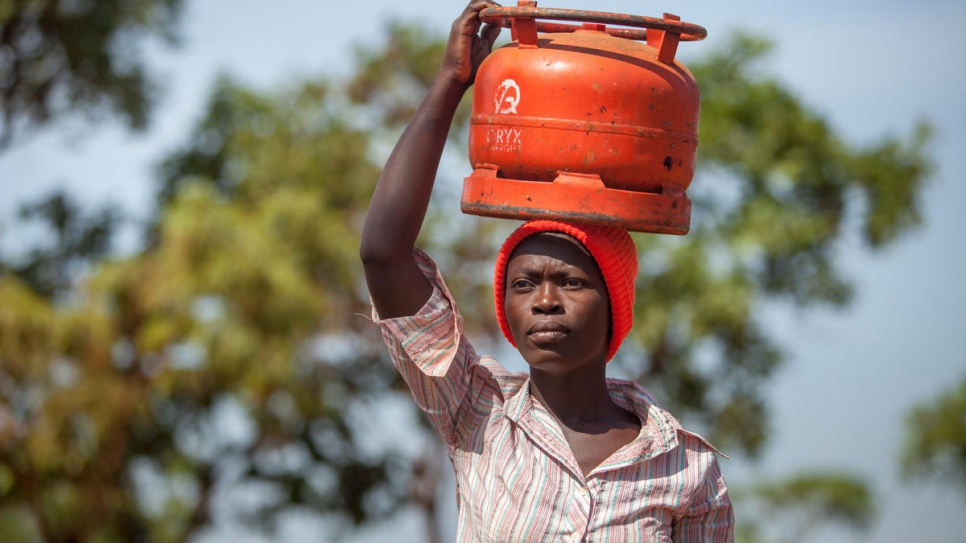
[494,79,521,115]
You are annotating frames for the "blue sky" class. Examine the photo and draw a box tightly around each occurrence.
[1,0,964,541]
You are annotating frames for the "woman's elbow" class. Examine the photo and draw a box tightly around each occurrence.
[359,238,407,271]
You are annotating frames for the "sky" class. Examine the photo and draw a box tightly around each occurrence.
[1,0,964,541]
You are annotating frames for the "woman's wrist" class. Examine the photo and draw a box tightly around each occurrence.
[432,67,472,98]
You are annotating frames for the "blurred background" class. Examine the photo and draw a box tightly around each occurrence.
[0,0,963,542]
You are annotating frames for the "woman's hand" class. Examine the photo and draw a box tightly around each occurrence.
[439,0,502,87]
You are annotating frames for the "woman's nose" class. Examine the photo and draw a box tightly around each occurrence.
[532,283,563,314]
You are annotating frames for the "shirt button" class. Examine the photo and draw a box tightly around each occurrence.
[577,485,589,496]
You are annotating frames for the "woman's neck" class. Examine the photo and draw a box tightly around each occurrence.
[528,364,625,430]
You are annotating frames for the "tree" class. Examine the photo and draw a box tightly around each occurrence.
[735,473,876,543]
[900,373,966,495]
[0,0,184,149]
[1,191,120,299]
[0,23,932,543]
[1,75,407,541]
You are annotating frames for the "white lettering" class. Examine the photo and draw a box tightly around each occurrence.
[488,127,524,152]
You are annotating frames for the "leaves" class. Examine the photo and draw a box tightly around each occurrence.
[0,0,185,148]
[900,373,966,495]
[756,473,876,531]
[735,472,876,543]
[6,191,120,299]
[1,67,402,541]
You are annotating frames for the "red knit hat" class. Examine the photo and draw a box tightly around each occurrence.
[494,220,638,361]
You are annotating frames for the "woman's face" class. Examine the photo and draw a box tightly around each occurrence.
[504,233,610,373]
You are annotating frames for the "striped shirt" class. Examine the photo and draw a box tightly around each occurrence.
[373,249,734,542]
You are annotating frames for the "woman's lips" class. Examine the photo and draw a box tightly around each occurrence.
[527,322,570,344]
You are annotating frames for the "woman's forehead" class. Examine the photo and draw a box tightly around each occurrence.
[508,232,598,272]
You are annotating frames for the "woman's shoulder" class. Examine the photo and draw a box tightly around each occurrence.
[606,377,727,458]
[470,354,530,398]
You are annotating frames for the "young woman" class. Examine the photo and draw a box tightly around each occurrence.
[360,2,733,540]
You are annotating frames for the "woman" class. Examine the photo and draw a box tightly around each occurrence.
[359,2,733,540]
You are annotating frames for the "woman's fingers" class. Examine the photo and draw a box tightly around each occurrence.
[444,0,503,85]
[481,22,502,51]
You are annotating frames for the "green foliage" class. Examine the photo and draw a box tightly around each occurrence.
[0,0,184,148]
[348,22,451,128]
[900,373,966,494]
[347,20,484,147]
[736,472,875,543]
[3,191,120,299]
[756,473,875,530]
[1,74,403,541]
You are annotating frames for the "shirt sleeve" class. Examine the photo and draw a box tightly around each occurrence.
[672,446,735,543]
[371,247,488,448]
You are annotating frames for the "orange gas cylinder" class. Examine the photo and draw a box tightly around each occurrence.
[461,2,707,234]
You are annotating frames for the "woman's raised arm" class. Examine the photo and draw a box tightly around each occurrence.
[360,1,500,319]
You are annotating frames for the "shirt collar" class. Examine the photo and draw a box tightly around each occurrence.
[504,376,533,423]
[503,376,684,458]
